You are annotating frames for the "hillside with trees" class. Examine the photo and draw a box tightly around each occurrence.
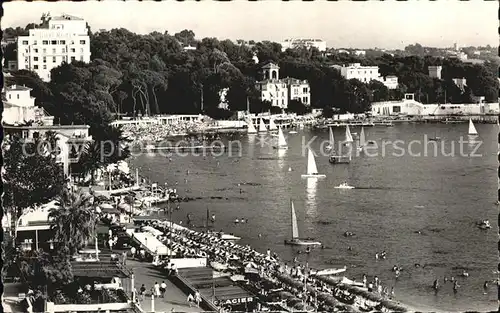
[4,27,499,121]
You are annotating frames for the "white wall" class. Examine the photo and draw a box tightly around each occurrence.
[17,17,91,82]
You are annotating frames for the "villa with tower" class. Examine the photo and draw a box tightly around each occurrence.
[255,62,311,110]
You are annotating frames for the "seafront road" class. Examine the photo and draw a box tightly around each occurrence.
[127,259,203,312]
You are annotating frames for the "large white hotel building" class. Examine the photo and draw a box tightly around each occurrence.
[16,14,91,82]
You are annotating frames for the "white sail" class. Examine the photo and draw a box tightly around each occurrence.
[359,127,366,147]
[247,118,257,134]
[277,127,287,147]
[269,118,278,131]
[307,149,319,175]
[468,118,478,135]
[258,118,267,132]
[329,127,335,148]
[345,125,353,143]
[291,200,299,239]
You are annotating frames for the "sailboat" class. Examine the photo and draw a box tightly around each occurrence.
[357,127,366,152]
[344,125,354,145]
[268,118,278,132]
[258,118,267,133]
[468,118,478,136]
[326,127,335,151]
[284,200,322,246]
[273,127,288,150]
[301,149,326,178]
[247,118,257,134]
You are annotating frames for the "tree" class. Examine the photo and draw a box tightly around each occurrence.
[368,80,390,102]
[287,99,311,115]
[3,132,66,224]
[18,247,74,295]
[49,190,97,254]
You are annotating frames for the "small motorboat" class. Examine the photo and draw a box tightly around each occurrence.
[219,233,241,241]
[477,220,491,229]
[334,182,355,189]
[310,266,347,276]
[460,270,469,277]
[289,131,298,134]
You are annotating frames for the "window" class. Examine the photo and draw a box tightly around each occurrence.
[71,40,75,45]
[43,48,46,53]
[33,65,39,69]
[303,97,307,104]
[52,48,56,53]
[8,94,11,99]
[42,40,48,45]
[71,48,76,53]
[71,56,75,62]
[34,48,39,53]
[24,57,29,63]
[51,40,57,45]
[17,94,20,99]
[62,48,66,53]
[80,48,84,53]
[80,40,86,45]
[33,40,38,45]
[34,57,39,61]
[294,88,298,95]
[22,40,28,45]
[43,65,47,69]
[303,87,308,93]
[53,56,57,63]
[282,99,284,105]
[282,92,284,97]
[60,40,66,45]
[43,57,47,63]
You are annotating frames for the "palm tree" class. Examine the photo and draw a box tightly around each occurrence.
[49,190,97,254]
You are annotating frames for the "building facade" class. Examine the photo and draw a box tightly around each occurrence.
[2,84,54,125]
[428,66,442,79]
[332,63,398,89]
[370,93,499,116]
[3,84,92,176]
[255,63,289,109]
[281,39,327,52]
[382,76,399,90]
[16,14,91,82]
[282,77,311,105]
[332,63,381,83]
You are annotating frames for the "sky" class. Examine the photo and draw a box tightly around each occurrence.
[3,0,497,50]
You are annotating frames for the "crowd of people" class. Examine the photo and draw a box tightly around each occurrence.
[130,219,409,312]
[121,118,218,144]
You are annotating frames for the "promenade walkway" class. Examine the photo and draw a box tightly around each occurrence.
[127,259,202,312]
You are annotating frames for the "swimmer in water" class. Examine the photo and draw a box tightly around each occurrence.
[453,281,459,293]
[483,281,489,294]
[375,253,379,260]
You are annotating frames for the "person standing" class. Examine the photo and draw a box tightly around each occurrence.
[139,284,146,301]
[108,238,114,251]
[160,281,167,298]
[154,282,161,298]
[130,246,136,259]
[194,290,201,307]
[187,293,194,307]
